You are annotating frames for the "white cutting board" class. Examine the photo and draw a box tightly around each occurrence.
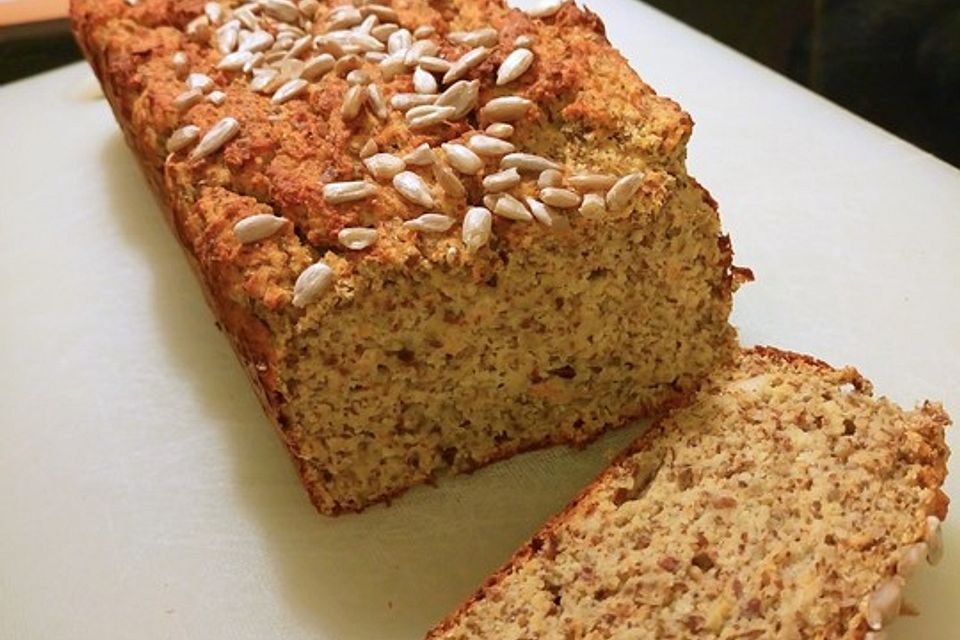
[1,2,957,638]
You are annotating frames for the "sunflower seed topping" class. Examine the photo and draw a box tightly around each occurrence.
[355,14,379,36]
[301,54,335,80]
[264,0,300,23]
[216,21,240,55]
[233,8,259,31]
[390,93,437,111]
[493,193,532,221]
[207,90,227,105]
[364,153,406,180]
[526,0,564,18]
[371,23,400,42]
[443,47,490,84]
[334,54,363,76]
[393,171,436,208]
[250,68,281,93]
[293,261,335,308]
[366,84,389,119]
[323,180,377,203]
[448,27,499,48]
[239,30,274,53]
[467,134,515,156]
[441,143,484,175]
[218,50,253,71]
[271,78,308,104]
[540,187,581,208]
[404,144,437,166]
[204,2,224,26]
[479,96,532,122]
[897,542,928,578]
[525,198,558,226]
[405,39,439,65]
[606,172,645,211]
[166,125,201,153]
[387,28,413,55]
[298,0,319,19]
[514,35,535,48]
[413,67,439,94]
[568,173,618,191]
[463,207,493,250]
[189,116,241,161]
[359,139,379,159]
[926,515,943,564]
[234,214,287,243]
[414,25,436,39]
[407,105,457,129]
[435,79,479,119]
[538,169,563,188]
[186,73,214,93]
[347,69,372,85]
[174,89,204,111]
[172,51,190,78]
[501,153,560,172]
[418,56,450,73]
[579,192,606,218]
[496,48,534,86]
[326,4,362,30]
[341,84,367,120]
[432,162,467,198]
[866,579,903,631]
[485,122,514,139]
[403,213,455,233]
[483,167,522,193]
[338,227,379,250]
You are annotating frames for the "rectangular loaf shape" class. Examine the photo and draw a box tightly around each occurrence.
[428,347,951,639]
[71,0,742,514]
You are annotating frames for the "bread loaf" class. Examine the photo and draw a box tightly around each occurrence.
[71,0,744,514]
[428,347,950,639]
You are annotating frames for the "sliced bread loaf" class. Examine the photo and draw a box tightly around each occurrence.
[428,347,950,639]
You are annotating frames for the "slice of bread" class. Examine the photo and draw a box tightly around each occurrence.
[428,347,950,639]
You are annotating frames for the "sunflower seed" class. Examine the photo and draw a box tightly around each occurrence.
[432,162,466,198]
[443,47,489,84]
[264,0,300,23]
[378,53,407,79]
[366,84,388,119]
[405,39,439,65]
[173,89,203,111]
[323,180,377,203]
[897,542,928,578]
[327,30,385,52]
[166,125,200,153]
[435,79,479,119]
[364,51,388,64]
[234,8,258,30]
[448,27,499,47]
[579,192,606,218]
[207,90,227,105]
[462,207,493,250]
[172,51,190,78]
[347,69,371,85]
[360,4,398,23]
[926,516,943,564]
[217,50,253,71]
[243,51,265,73]
[364,153,406,180]
[525,198,558,226]
[540,187,581,208]
[239,29,274,53]
[298,0,319,19]
[403,213,455,233]
[414,25,436,39]
[483,167,521,193]
[234,214,287,243]
[216,21,240,54]
[417,56,451,73]
[187,72,214,93]
[249,68,280,92]
[514,35,535,48]
[606,172,645,211]
[301,54,335,80]
[387,28,413,55]
[284,34,313,59]
[338,227,379,250]
[204,2,224,25]
[526,0,564,18]
[355,14,378,36]
[500,153,560,172]
[407,105,457,129]
[334,54,363,76]
[293,261,335,308]
[278,58,305,81]
[496,48,534,86]
[185,15,211,43]
[393,171,435,208]
[272,36,295,52]
[271,78,308,104]
[263,50,287,65]
[359,139,378,159]
[485,122,514,139]
[390,93,437,111]
[866,579,902,631]
[326,4,362,30]
[189,116,241,161]
[479,96,532,122]
[403,143,436,166]
[413,67,438,94]
[568,173,618,191]
[493,193,532,221]
[371,23,399,42]
[341,85,366,120]
[314,35,347,57]
[483,194,501,211]
[441,143,484,174]
[467,134,515,156]
[538,168,563,188]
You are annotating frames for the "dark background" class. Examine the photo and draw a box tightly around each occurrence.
[1,0,957,167]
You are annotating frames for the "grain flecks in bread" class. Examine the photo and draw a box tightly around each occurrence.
[428,347,951,640]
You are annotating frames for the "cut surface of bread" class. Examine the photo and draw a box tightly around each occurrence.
[70,0,742,513]
[428,347,950,639]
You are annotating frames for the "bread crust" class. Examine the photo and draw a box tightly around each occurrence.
[427,346,951,639]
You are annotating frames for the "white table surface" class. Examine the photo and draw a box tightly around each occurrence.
[1,1,957,638]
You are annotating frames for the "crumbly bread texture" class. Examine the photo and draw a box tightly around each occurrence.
[429,347,951,640]
[71,0,742,513]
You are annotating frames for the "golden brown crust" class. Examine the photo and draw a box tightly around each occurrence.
[427,346,951,639]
